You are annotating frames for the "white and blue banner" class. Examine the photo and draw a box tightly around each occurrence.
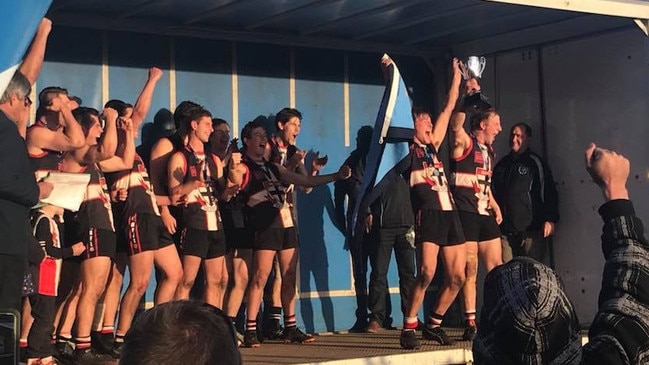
[0,0,53,96]
[351,54,413,245]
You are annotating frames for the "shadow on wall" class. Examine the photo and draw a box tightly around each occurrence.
[251,114,276,136]
[296,151,341,333]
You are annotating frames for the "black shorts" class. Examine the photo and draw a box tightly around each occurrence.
[225,228,255,251]
[254,227,298,251]
[458,211,501,242]
[180,228,227,259]
[415,209,465,247]
[121,213,174,256]
[82,228,116,260]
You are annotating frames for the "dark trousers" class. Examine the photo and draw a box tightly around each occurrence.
[0,254,25,312]
[26,294,56,359]
[502,231,548,264]
[368,226,416,324]
[350,234,371,322]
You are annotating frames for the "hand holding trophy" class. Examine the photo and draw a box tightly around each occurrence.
[459,55,492,112]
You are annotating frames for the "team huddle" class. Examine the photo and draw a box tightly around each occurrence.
[17,50,513,365]
[19,65,352,365]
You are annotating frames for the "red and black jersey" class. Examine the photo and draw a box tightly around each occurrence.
[31,211,63,296]
[28,124,63,180]
[78,163,115,230]
[405,144,455,211]
[239,156,295,231]
[105,153,159,220]
[450,136,494,215]
[176,147,222,231]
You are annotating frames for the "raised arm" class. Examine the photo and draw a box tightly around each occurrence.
[83,107,118,163]
[98,117,135,172]
[19,18,52,85]
[131,67,163,131]
[582,143,649,365]
[278,163,350,188]
[431,58,462,150]
[27,94,85,152]
[450,78,480,159]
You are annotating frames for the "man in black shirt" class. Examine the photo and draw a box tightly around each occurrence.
[334,126,376,332]
[492,123,559,264]
[0,71,47,311]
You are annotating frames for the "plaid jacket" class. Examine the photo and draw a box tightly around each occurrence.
[474,199,649,365]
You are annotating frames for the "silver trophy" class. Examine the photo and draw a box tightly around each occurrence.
[460,56,486,80]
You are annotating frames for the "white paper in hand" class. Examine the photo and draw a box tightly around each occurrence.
[40,172,92,211]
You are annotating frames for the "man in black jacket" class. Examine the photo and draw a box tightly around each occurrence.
[365,174,416,333]
[0,71,45,312]
[492,123,559,264]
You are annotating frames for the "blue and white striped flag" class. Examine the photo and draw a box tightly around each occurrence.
[0,0,53,96]
[351,54,413,244]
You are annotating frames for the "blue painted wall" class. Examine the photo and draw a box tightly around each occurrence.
[37,26,435,333]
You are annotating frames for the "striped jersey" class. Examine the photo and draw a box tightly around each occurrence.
[406,144,455,211]
[450,136,494,215]
[78,163,115,230]
[176,147,222,231]
[105,153,159,219]
[240,156,294,231]
[31,211,63,296]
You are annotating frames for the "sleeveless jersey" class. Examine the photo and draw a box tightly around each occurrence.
[267,136,297,206]
[177,147,222,231]
[406,144,455,211]
[105,153,159,219]
[31,212,62,296]
[78,163,115,230]
[28,124,63,181]
[240,156,295,231]
[450,136,494,215]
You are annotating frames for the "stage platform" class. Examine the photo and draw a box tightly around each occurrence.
[240,328,474,365]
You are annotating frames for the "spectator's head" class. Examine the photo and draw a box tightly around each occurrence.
[72,107,102,146]
[510,122,532,154]
[210,118,230,154]
[119,301,241,365]
[356,125,373,153]
[473,257,582,365]
[0,71,32,124]
[153,108,175,138]
[470,107,501,146]
[274,107,302,145]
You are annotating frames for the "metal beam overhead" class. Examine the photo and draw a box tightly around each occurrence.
[353,3,487,40]
[300,0,426,36]
[452,14,632,56]
[405,8,538,45]
[48,12,443,57]
[183,0,256,25]
[482,0,649,19]
[116,0,169,19]
[244,0,342,30]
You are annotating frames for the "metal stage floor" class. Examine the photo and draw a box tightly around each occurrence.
[240,328,473,365]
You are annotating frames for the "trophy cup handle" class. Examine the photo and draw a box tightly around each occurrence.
[478,57,486,76]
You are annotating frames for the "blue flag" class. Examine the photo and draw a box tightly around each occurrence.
[0,0,53,96]
[351,55,413,244]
